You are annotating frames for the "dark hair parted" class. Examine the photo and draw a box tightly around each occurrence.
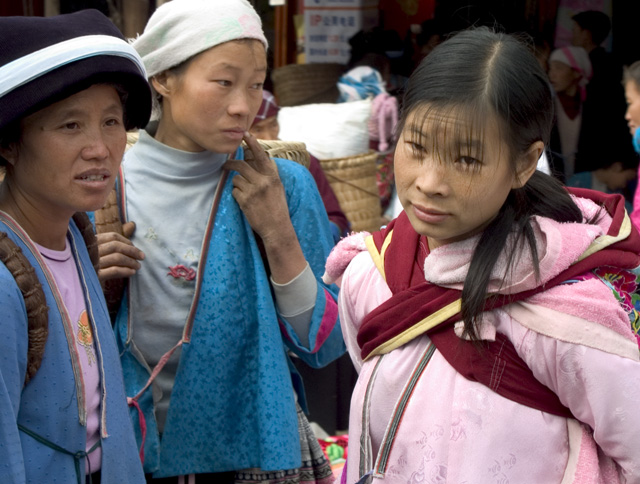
[399,27,584,342]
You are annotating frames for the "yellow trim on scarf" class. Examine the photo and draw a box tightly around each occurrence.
[364,229,462,360]
[364,299,462,360]
[577,211,632,262]
[365,231,393,280]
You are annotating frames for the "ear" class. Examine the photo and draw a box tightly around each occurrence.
[0,144,18,167]
[150,71,173,98]
[512,141,543,189]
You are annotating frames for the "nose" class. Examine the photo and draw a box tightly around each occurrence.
[80,128,110,161]
[415,158,451,197]
[228,89,252,118]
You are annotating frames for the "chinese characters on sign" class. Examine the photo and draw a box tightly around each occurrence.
[304,0,379,64]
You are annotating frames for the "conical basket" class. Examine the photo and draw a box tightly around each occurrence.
[319,151,382,233]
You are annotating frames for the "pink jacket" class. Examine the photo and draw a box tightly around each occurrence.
[335,197,640,483]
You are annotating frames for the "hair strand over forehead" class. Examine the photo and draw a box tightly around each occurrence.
[399,27,553,163]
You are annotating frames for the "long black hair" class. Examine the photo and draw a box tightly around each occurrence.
[398,27,584,341]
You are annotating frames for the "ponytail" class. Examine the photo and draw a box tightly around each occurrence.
[460,171,583,342]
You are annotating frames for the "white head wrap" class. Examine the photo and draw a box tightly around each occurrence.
[133,0,268,78]
[549,46,592,100]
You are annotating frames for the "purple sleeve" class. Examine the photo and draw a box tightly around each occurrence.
[308,155,350,236]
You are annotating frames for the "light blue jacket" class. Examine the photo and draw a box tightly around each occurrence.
[0,215,145,484]
[114,150,346,477]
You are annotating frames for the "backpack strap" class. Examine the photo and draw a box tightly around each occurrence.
[0,231,48,385]
[72,212,100,272]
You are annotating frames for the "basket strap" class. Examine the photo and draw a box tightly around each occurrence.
[0,231,48,385]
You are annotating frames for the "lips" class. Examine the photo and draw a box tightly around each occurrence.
[222,128,245,140]
[412,204,450,224]
[77,174,107,181]
[75,169,110,183]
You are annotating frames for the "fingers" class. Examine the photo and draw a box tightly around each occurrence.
[122,221,136,239]
[98,264,139,282]
[242,131,273,172]
[96,231,145,282]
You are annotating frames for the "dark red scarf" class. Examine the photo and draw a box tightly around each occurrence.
[358,188,640,417]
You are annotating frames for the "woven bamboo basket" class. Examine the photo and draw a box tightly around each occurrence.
[272,63,344,107]
[319,151,382,233]
[243,139,310,168]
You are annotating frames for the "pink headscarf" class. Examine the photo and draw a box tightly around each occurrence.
[252,90,280,126]
[549,46,593,101]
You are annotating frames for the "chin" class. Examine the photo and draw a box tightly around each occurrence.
[209,140,243,155]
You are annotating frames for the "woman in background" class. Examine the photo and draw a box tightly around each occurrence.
[548,45,592,180]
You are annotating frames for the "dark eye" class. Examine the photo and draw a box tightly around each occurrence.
[105,117,122,127]
[457,156,480,167]
[407,141,426,155]
[63,122,79,130]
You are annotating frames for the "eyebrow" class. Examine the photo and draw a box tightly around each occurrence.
[407,124,484,152]
[218,63,268,73]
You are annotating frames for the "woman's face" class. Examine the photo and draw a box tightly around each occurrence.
[394,107,535,250]
[249,115,280,141]
[155,40,267,153]
[548,60,579,95]
[624,80,640,136]
[1,84,125,220]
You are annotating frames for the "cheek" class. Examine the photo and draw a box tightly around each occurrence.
[248,94,264,119]
[110,134,127,162]
[391,153,411,188]
[181,83,220,115]
[632,102,640,122]
[461,172,510,213]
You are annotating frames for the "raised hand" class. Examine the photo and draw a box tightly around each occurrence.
[223,131,306,284]
[223,131,291,244]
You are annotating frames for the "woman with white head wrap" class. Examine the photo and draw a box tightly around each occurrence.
[95,0,343,482]
[548,45,592,180]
